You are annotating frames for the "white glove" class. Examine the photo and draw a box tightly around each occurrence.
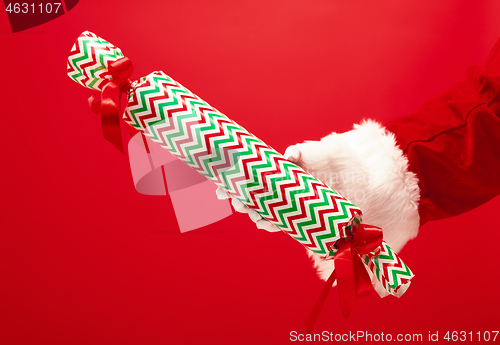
[216,178,287,233]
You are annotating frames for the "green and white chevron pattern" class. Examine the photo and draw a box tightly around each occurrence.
[67,31,124,91]
[364,242,414,296]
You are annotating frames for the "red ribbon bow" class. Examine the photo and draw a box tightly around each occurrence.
[88,57,135,154]
[306,223,383,331]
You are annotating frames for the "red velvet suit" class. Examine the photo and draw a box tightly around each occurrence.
[386,39,500,225]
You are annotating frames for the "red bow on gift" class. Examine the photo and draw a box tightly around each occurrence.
[88,57,135,154]
[306,223,383,331]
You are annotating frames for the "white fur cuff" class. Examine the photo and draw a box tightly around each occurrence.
[289,120,420,289]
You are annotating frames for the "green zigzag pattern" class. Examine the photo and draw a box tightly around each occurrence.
[67,31,123,91]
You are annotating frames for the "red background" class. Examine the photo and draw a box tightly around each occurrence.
[1,1,500,344]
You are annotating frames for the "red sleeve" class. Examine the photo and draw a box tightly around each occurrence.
[385,38,500,226]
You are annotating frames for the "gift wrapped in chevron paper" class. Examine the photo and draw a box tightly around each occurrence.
[67,31,414,327]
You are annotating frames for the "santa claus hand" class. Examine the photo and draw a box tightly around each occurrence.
[215,187,281,232]
[283,145,302,164]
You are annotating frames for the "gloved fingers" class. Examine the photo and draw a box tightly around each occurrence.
[216,182,280,233]
[216,187,231,200]
[284,145,302,164]
[231,197,250,213]
[249,207,282,232]
[256,219,281,232]
[248,208,262,222]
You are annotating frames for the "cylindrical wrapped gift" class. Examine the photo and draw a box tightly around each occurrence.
[67,31,414,320]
